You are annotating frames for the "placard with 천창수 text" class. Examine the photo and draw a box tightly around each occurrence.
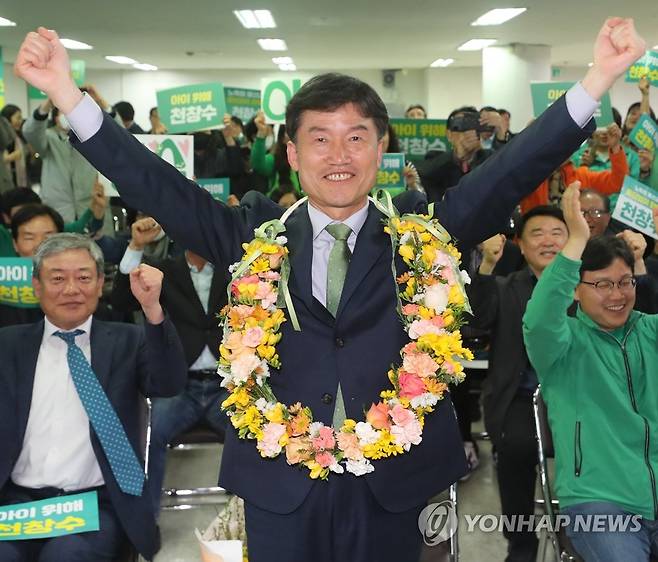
[389,119,449,162]
[374,153,406,197]
[225,87,261,122]
[198,178,230,202]
[530,81,614,125]
[611,176,658,239]
[0,258,39,309]
[157,82,226,134]
[626,50,658,87]
[629,114,658,153]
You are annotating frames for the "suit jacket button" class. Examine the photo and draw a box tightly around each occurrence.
[335,338,344,348]
[321,393,333,404]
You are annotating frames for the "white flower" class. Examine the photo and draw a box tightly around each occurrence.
[230,353,261,385]
[328,460,345,474]
[355,422,379,445]
[218,366,234,388]
[255,398,276,413]
[228,262,239,273]
[399,232,412,246]
[345,458,375,476]
[410,392,440,409]
[275,235,288,245]
[390,419,423,451]
[460,269,472,285]
[309,422,324,438]
[423,283,449,313]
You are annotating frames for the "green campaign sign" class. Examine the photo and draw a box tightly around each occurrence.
[0,47,4,108]
[0,258,39,309]
[612,176,658,239]
[629,114,658,153]
[375,153,406,196]
[626,50,658,87]
[198,178,230,202]
[530,81,614,125]
[0,491,99,541]
[225,87,260,122]
[157,82,226,134]
[390,119,449,162]
[28,60,86,100]
[261,78,304,124]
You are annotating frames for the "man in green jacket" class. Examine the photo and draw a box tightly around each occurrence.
[523,182,658,561]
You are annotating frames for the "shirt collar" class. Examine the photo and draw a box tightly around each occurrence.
[187,259,213,274]
[307,199,370,241]
[44,315,93,338]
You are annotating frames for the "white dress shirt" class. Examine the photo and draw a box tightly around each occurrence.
[12,316,105,491]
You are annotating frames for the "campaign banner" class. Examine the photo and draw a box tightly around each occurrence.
[0,258,39,309]
[99,134,194,197]
[198,178,230,202]
[260,78,304,124]
[530,81,614,125]
[225,88,261,122]
[0,491,99,541]
[29,59,86,100]
[612,176,658,239]
[375,153,406,196]
[626,50,658,86]
[629,114,658,153]
[390,119,449,161]
[157,83,226,134]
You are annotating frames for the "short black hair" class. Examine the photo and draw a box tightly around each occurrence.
[11,204,64,240]
[1,188,41,217]
[114,101,136,122]
[515,205,565,238]
[385,124,401,153]
[480,105,497,113]
[580,188,611,213]
[612,107,622,129]
[285,73,388,143]
[447,105,479,129]
[498,108,511,118]
[405,104,426,117]
[0,104,21,122]
[580,235,634,277]
[149,106,158,118]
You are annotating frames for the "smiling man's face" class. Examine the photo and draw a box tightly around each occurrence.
[287,103,383,220]
[518,215,569,276]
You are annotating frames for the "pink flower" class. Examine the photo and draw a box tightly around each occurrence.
[402,342,418,355]
[257,423,287,457]
[401,304,420,316]
[315,451,336,468]
[230,352,261,384]
[366,402,391,430]
[337,432,364,461]
[408,319,443,340]
[390,404,415,428]
[312,426,336,451]
[224,332,247,357]
[441,267,456,285]
[255,281,277,308]
[403,352,439,378]
[259,271,281,281]
[242,327,265,348]
[233,304,255,319]
[285,436,312,465]
[398,372,426,399]
[268,252,284,269]
[391,417,423,450]
[430,316,445,328]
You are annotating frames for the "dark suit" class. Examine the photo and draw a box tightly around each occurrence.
[0,317,187,560]
[71,95,593,561]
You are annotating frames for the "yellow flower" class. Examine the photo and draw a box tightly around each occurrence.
[403,278,416,299]
[398,244,414,262]
[363,430,404,460]
[418,306,434,320]
[232,405,264,437]
[341,419,357,431]
[448,285,465,306]
[265,403,286,424]
[250,258,270,274]
[442,311,454,327]
[305,461,326,480]
[421,245,436,268]
[257,344,276,360]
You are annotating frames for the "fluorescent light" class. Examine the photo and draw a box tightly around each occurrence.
[234,9,276,29]
[458,39,498,51]
[258,38,287,51]
[105,55,137,65]
[60,38,93,50]
[653,44,658,50]
[0,16,17,26]
[278,63,297,71]
[471,8,527,26]
[272,56,293,64]
[133,63,158,71]
[430,58,455,68]
[588,62,594,67]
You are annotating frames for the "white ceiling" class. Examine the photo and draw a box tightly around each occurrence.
[1,1,657,71]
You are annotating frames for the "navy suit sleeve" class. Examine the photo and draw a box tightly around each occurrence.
[435,96,594,248]
[70,117,282,267]
[137,316,187,397]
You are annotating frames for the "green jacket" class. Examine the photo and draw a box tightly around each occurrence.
[250,136,300,196]
[523,253,658,520]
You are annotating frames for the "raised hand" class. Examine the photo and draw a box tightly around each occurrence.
[582,18,646,100]
[607,123,623,152]
[129,264,164,324]
[478,234,506,275]
[89,179,108,220]
[561,181,590,260]
[129,217,162,251]
[616,229,647,274]
[14,28,82,113]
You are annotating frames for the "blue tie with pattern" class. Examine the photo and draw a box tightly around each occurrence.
[54,330,145,496]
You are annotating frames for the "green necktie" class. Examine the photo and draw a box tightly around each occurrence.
[325,223,352,429]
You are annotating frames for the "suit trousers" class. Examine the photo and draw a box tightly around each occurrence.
[0,482,129,562]
[244,471,425,562]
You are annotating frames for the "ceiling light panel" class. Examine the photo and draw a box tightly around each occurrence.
[234,10,276,29]
[457,39,498,51]
[471,8,527,26]
[258,38,287,51]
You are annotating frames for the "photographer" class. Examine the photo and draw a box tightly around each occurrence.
[416,106,495,203]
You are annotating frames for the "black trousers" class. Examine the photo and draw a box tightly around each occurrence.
[0,481,129,562]
[495,392,539,559]
[244,472,425,562]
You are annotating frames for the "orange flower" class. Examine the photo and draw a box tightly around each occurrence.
[366,402,391,430]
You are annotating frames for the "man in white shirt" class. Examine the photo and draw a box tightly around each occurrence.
[0,233,187,561]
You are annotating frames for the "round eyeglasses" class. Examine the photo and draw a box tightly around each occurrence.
[580,276,637,293]
[581,209,608,219]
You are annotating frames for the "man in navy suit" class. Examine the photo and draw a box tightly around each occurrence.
[14,18,646,562]
[0,233,187,561]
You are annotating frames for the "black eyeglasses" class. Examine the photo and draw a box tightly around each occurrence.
[580,277,637,293]
[581,209,609,219]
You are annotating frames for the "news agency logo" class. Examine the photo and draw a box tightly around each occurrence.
[418,500,458,546]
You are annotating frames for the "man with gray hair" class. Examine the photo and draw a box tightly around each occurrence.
[0,233,187,561]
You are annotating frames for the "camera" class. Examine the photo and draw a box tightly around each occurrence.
[447,112,495,134]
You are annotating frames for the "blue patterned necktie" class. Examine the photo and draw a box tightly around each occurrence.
[54,330,145,496]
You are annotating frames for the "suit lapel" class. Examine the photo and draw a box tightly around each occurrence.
[16,321,45,441]
[512,268,535,315]
[90,318,115,390]
[336,203,389,319]
[169,256,206,315]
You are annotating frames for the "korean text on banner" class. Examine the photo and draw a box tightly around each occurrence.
[626,50,658,86]
[612,176,658,239]
[0,258,39,309]
[530,81,614,125]
[629,115,658,153]
[390,119,449,162]
[157,83,226,134]
[260,78,304,124]
[225,88,261,122]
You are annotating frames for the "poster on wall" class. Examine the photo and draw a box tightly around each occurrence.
[260,78,305,124]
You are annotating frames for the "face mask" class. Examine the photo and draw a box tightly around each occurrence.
[265,135,275,150]
[57,114,71,132]
[480,136,493,150]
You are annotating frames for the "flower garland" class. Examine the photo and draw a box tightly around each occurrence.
[218,194,473,480]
